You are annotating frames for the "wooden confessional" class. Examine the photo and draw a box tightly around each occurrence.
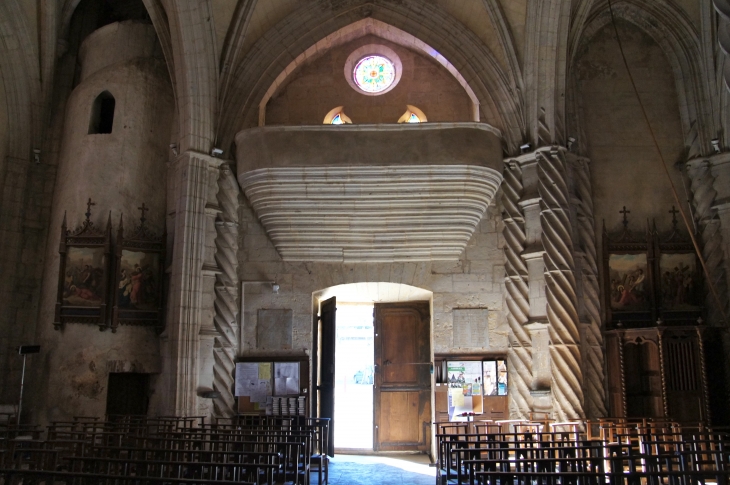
[603,209,728,424]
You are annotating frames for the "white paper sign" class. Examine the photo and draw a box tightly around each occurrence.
[235,363,259,397]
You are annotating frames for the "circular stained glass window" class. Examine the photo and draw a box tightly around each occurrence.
[353,55,396,93]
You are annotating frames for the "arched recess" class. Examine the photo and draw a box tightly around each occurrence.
[572,0,716,156]
[257,18,481,126]
[216,0,524,154]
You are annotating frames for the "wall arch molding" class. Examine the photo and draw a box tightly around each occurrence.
[216,0,524,154]
[256,18,480,126]
[574,0,716,156]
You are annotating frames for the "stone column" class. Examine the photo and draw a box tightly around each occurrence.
[211,164,240,417]
[537,147,584,421]
[504,147,586,420]
[708,154,730,309]
[165,150,221,416]
[568,156,606,419]
[502,161,533,418]
[686,155,730,325]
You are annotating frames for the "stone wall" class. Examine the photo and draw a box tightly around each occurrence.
[575,21,690,234]
[265,34,473,125]
[236,191,509,400]
[33,21,174,423]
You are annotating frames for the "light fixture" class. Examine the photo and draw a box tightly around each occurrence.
[33,149,40,164]
[211,147,224,157]
[519,143,532,153]
[711,138,721,154]
[169,143,178,156]
[272,283,280,294]
[567,136,576,150]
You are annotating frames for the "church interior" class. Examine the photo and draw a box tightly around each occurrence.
[1,0,730,482]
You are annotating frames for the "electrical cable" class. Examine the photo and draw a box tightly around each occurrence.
[606,0,728,324]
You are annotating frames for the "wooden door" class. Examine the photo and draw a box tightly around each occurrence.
[318,297,336,456]
[374,301,430,452]
[106,373,149,416]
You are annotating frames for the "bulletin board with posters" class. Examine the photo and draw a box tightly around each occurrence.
[436,358,508,422]
[235,355,309,415]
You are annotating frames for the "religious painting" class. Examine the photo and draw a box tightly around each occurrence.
[111,205,165,332]
[659,253,700,310]
[608,253,649,311]
[54,199,112,330]
[116,250,160,310]
[62,247,106,306]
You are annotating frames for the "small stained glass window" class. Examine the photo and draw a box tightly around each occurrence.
[407,113,420,123]
[331,114,344,125]
[353,55,396,93]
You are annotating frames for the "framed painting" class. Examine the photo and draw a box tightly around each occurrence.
[608,253,649,311]
[602,207,655,327]
[658,253,701,311]
[655,210,703,320]
[54,199,112,330]
[112,204,165,333]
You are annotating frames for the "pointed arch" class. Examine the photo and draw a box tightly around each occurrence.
[256,18,479,127]
[574,0,716,156]
[216,0,524,154]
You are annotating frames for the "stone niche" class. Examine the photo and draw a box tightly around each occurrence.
[235,122,504,263]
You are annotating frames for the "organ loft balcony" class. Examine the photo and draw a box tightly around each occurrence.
[235,122,504,263]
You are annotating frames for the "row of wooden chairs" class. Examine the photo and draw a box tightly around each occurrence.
[436,419,730,485]
[0,415,330,485]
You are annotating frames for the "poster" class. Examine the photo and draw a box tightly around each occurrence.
[274,362,300,395]
[447,361,483,421]
[483,359,508,396]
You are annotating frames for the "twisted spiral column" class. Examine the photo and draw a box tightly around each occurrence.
[212,164,241,417]
[571,157,607,418]
[502,161,533,418]
[537,148,584,421]
[686,161,729,326]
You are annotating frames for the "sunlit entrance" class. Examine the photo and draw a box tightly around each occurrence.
[313,282,434,454]
[334,303,374,450]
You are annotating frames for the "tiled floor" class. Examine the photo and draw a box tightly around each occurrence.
[324,454,436,485]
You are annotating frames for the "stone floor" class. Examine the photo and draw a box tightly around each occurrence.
[324,454,436,485]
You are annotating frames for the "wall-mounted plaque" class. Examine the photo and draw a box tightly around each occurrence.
[111,204,165,333]
[452,308,489,349]
[54,199,112,330]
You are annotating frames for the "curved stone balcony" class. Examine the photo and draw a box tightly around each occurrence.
[235,123,503,263]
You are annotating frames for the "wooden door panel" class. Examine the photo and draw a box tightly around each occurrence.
[380,392,419,442]
[374,301,430,452]
[381,311,418,385]
[318,297,336,456]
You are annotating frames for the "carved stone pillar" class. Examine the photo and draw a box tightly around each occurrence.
[686,155,730,325]
[502,161,532,418]
[211,164,240,417]
[505,147,585,420]
[537,147,584,421]
[165,151,222,416]
[568,156,606,419]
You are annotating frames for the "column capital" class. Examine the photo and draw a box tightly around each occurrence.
[170,149,231,170]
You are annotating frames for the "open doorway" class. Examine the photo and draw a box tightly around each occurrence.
[313,282,433,454]
[334,303,374,450]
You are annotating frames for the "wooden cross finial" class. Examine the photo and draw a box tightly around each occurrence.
[138,203,148,225]
[85,198,96,222]
[619,206,630,229]
[669,206,679,228]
